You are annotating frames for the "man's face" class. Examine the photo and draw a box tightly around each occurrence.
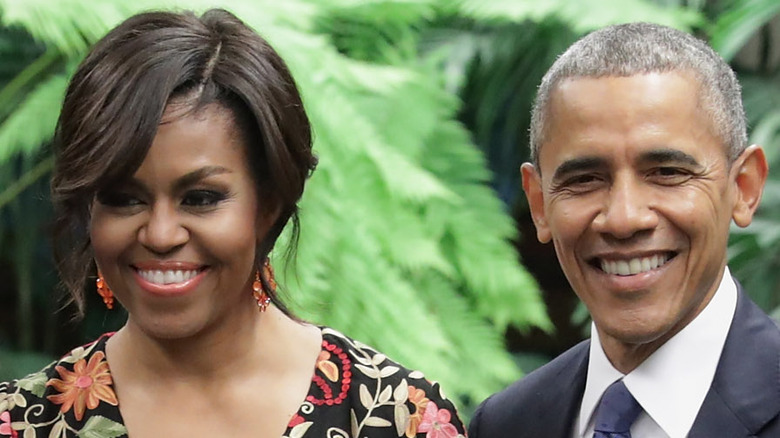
[522,72,765,366]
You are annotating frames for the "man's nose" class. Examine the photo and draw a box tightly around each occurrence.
[591,176,658,239]
[137,203,189,254]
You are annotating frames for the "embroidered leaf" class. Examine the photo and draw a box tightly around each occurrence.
[353,355,373,367]
[408,370,424,380]
[394,403,410,436]
[11,422,27,432]
[287,421,312,438]
[60,345,90,364]
[25,426,37,438]
[354,364,380,379]
[48,420,65,438]
[364,416,392,428]
[17,372,48,398]
[378,384,392,404]
[11,394,26,409]
[370,353,387,366]
[359,383,373,409]
[393,379,409,403]
[350,408,359,437]
[379,366,400,378]
[77,415,127,438]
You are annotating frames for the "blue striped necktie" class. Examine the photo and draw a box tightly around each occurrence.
[593,380,642,438]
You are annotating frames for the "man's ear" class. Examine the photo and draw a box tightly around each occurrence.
[521,162,552,243]
[731,145,768,228]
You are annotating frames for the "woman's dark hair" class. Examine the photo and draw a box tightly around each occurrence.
[51,8,317,316]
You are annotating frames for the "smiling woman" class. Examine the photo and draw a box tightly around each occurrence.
[0,8,465,438]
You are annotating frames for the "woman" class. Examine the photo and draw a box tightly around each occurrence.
[0,9,465,438]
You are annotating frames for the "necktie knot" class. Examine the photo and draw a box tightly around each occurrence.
[593,380,642,438]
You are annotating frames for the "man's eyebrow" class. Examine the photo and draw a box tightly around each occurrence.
[552,156,608,182]
[638,149,701,167]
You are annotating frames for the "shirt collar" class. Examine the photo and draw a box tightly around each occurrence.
[578,267,737,438]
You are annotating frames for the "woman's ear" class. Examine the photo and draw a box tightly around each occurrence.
[731,145,768,228]
[521,163,552,243]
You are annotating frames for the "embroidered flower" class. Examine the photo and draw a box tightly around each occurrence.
[0,411,17,438]
[417,402,459,438]
[46,351,118,421]
[405,385,430,437]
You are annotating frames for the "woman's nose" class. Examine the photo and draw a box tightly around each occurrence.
[137,203,189,254]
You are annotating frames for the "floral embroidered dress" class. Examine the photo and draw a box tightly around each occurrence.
[0,327,465,438]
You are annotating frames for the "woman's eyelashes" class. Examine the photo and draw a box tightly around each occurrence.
[181,189,228,208]
[96,188,230,210]
[96,190,142,207]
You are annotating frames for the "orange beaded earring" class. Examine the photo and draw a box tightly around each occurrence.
[252,259,276,312]
[96,271,115,310]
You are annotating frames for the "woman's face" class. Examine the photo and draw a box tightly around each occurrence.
[90,103,272,339]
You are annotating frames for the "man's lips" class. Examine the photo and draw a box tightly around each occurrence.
[590,252,677,276]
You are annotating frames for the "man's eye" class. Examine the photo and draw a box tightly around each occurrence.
[567,175,598,185]
[182,190,226,207]
[649,167,692,184]
[656,167,685,176]
[96,191,142,207]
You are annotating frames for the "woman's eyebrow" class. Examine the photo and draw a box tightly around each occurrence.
[172,166,232,191]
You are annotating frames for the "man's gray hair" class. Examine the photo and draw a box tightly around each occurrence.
[529,22,747,167]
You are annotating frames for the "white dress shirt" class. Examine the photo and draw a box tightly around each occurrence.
[573,267,738,438]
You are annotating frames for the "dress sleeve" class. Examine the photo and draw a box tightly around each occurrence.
[322,328,467,438]
[405,375,467,437]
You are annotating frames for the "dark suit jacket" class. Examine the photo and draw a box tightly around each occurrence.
[468,285,780,437]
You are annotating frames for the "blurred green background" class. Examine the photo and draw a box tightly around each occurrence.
[1,0,778,416]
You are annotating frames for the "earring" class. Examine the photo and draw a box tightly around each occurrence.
[252,259,276,312]
[96,271,114,310]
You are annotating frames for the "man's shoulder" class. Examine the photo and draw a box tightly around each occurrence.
[468,339,590,437]
[484,339,589,407]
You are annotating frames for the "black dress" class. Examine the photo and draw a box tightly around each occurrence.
[0,326,466,437]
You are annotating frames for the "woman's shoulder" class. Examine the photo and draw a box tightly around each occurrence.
[312,326,466,437]
[0,334,126,438]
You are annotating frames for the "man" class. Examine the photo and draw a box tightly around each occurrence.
[468,22,777,438]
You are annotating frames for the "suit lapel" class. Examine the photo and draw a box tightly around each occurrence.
[544,342,589,437]
[689,283,780,437]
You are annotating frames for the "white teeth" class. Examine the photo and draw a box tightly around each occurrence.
[139,269,199,285]
[600,254,669,276]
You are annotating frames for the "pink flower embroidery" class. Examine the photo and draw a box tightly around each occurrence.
[0,411,18,438]
[417,401,459,438]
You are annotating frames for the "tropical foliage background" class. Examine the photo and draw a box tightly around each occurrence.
[0,0,778,415]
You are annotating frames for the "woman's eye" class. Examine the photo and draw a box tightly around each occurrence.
[182,190,226,207]
[96,191,142,207]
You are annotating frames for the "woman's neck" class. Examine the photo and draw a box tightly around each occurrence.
[105,305,310,385]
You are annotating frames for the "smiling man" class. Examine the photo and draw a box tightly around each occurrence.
[468,23,778,438]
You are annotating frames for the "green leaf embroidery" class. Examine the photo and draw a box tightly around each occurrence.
[77,416,127,438]
[16,372,48,398]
